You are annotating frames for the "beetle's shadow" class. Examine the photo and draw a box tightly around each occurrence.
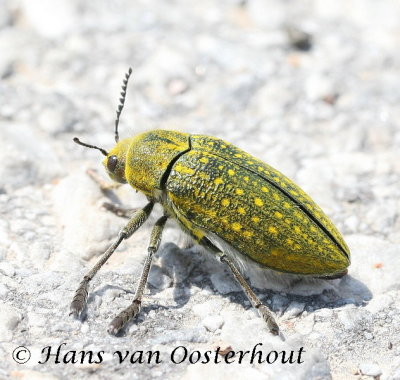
[150,243,372,318]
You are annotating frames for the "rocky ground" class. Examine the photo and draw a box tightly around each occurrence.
[1,1,399,379]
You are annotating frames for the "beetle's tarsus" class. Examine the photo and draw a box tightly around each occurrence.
[257,305,280,335]
[70,279,89,318]
[108,300,141,335]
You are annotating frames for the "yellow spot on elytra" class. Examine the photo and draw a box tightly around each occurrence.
[283,202,291,209]
[208,141,214,146]
[294,211,303,220]
[243,231,253,238]
[244,176,249,182]
[310,226,317,233]
[269,248,284,256]
[236,188,244,195]
[252,216,260,223]
[261,186,269,193]
[258,166,264,171]
[221,144,226,148]
[294,226,301,233]
[235,153,242,158]
[199,172,209,180]
[199,157,209,164]
[273,193,281,201]
[247,160,254,165]
[221,199,230,207]
[238,207,246,215]
[228,169,235,176]
[274,211,283,219]
[222,218,229,224]
[264,170,270,175]
[290,190,298,196]
[294,244,301,250]
[214,177,223,185]
[176,165,195,175]
[218,165,224,170]
[256,239,265,247]
[284,218,291,224]
[286,238,294,246]
[268,226,278,235]
[254,198,264,206]
[280,182,287,188]
[232,222,241,231]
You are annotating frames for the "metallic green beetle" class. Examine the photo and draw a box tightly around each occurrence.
[71,69,350,336]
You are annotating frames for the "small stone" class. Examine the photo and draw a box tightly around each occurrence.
[359,363,382,377]
[201,315,224,332]
[286,25,313,51]
[364,332,373,340]
[211,342,233,356]
[284,301,305,319]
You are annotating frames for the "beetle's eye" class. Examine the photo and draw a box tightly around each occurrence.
[107,155,118,172]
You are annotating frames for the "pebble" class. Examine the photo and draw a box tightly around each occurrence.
[359,363,382,377]
[284,301,305,319]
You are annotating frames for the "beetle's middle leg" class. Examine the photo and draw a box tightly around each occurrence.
[70,201,154,318]
[108,215,168,335]
[201,237,279,336]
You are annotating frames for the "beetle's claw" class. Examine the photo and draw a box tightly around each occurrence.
[257,304,279,335]
[70,300,85,318]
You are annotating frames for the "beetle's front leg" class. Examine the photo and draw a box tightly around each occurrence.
[70,201,154,318]
[200,237,279,336]
[108,215,168,335]
[86,169,138,218]
[87,168,122,191]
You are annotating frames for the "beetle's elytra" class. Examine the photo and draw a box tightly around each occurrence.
[71,69,350,336]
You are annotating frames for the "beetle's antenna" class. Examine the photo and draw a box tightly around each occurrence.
[114,67,133,143]
[73,137,108,156]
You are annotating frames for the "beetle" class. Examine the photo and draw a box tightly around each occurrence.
[70,68,350,336]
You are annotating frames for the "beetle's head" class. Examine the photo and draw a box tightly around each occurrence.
[73,68,133,184]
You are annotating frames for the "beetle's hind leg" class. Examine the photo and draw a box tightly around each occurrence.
[70,202,154,319]
[108,215,168,335]
[200,237,279,336]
